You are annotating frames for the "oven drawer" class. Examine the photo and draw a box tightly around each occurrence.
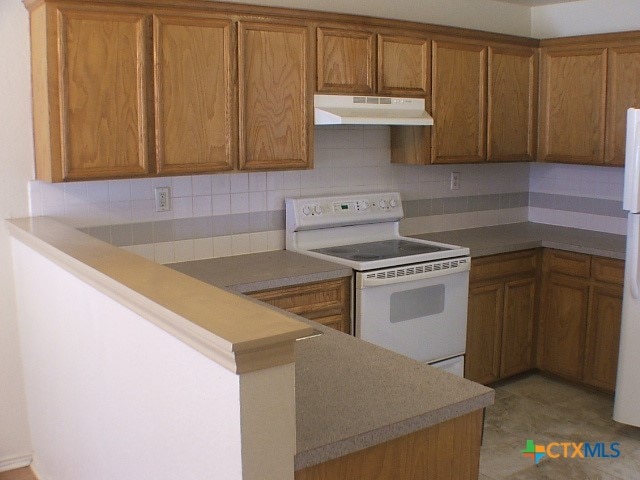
[248,278,351,333]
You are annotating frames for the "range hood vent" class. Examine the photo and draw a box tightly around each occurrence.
[314,94,433,126]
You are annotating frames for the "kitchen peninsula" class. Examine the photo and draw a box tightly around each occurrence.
[7,216,493,479]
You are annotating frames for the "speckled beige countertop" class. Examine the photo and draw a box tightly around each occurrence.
[168,250,352,293]
[412,222,626,259]
[292,321,493,469]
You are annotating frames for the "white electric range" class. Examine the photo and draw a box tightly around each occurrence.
[285,192,471,376]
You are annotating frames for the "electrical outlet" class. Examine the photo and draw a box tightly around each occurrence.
[450,172,460,190]
[154,186,171,212]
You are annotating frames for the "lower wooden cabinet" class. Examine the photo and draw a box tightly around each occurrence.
[538,250,623,393]
[247,277,351,334]
[466,250,538,384]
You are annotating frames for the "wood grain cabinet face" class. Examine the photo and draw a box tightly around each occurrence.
[539,250,624,392]
[606,44,640,166]
[153,15,236,175]
[316,28,375,94]
[500,277,536,378]
[432,41,487,164]
[56,8,151,181]
[584,283,622,392]
[238,21,312,171]
[487,46,538,162]
[466,251,538,385]
[248,278,351,334]
[539,47,608,164]
[466,282,503,384]
[539,273,590,381]
[378,35,429,96]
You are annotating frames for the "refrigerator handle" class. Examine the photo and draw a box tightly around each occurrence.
[630,215,640,299]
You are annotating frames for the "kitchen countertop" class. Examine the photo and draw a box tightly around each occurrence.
[269,308,493,470]
[411,222,626,259]
[168,250,352,293]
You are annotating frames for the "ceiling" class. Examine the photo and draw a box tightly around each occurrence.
[492,0,581,5]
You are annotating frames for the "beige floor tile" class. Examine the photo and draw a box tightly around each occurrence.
[503,459,624,479]
[479,374,639,480]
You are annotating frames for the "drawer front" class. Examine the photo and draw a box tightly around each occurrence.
[592,256,624,285]
[248,278,351,333]
[470,250,538,283]
[544,249,591,278]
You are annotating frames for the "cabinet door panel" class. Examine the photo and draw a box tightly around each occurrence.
[584,284,622,392]
[239,22,311,170]
[317,28,375,94]
[432,41,487,164]
[488,46,537,162]
[500,277,536,378]
[540,273,589,381]
[466,282,503,384]
[378,35,429,96]
[606,44,640,166]
[58,8,150,180]
[154,15,235,175]
[539,47,607,164]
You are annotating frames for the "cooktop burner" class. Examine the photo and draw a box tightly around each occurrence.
[311,239,450,262]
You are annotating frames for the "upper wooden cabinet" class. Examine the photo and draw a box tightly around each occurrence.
[238,21,312,170]
[538,46,608,165]
[31,5,151,181]
[606,44,640,166]
[377,35,430,96]
[431,41,487,164]
[317,28,375,94]
[487,46,538,162]
[539,37,640,167]
[316,27,429,96]
[153,14,236,175]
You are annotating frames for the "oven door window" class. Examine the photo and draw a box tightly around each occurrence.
[390,284,445,323]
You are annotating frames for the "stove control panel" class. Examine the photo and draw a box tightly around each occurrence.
[286,192,403,230]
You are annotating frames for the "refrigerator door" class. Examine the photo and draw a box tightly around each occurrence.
[624,108,640,213]
[614,213,640,426]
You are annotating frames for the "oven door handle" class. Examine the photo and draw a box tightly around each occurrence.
[357,257,470,288]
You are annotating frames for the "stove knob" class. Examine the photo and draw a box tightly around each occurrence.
[389,198,398,208]
[302,205,311,216]
[359,201,369,210]
[379,199,388,209]
[314,205,323,215]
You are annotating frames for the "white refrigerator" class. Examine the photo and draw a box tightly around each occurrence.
[614,108,640,426]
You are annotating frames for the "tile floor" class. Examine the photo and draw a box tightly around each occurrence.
[480,373,640,479]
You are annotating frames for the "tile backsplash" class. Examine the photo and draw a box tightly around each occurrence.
[28,127,626,263]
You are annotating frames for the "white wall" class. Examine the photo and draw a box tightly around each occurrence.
[225,0,532,36]
[0,0,35,471]
[12,239,297,480]
[532,0,640,38]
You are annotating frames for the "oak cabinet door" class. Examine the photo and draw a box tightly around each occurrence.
[466,282,503,384]
[153,15,236,175]
[487,46,537,162]
[57,8,151,180]
[605,44,640,166]
[500,277,536,378]
[378,35,429,96]
[539,47,607,164]
[584,283,622,393]
[317,27,375,94]
[238,21,311,170]
[432,41,487,164]
[539,273,590,381]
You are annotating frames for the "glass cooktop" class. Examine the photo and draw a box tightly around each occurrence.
[310,239,450,262]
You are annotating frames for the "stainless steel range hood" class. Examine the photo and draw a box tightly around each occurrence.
[314,94,433,126]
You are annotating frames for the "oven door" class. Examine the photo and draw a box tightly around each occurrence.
[355,257,470,366]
